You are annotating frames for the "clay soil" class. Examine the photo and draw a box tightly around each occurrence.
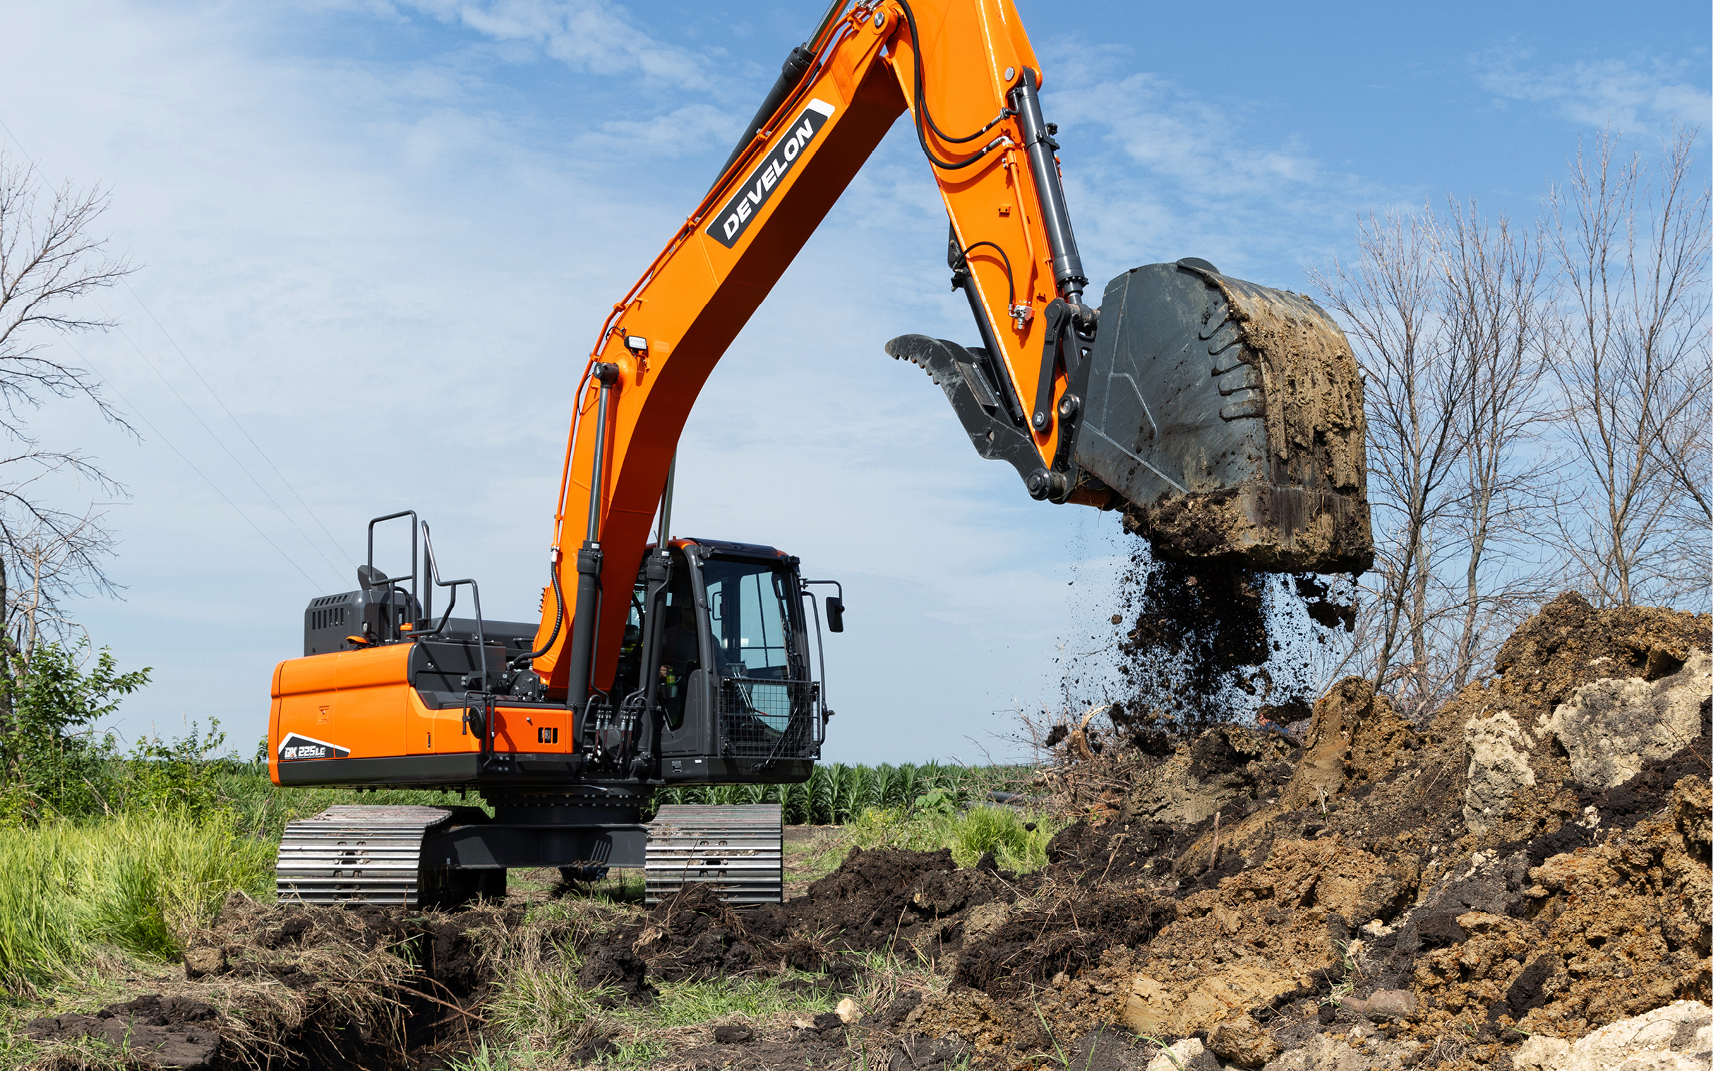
[19,594,1710,1071]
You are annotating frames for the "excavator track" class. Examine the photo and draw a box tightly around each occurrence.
[276,804,457,907]
[645,803,783,905]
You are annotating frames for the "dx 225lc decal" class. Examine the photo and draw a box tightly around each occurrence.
[278,733,350,760]
[707,99,837,249]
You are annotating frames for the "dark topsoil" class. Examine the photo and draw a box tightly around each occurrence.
[26,594,1711,1071]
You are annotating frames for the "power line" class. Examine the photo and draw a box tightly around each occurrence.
[0,110,341,591]
[60,337,325,590]
[119,279,356,570]
[91,295,346,586]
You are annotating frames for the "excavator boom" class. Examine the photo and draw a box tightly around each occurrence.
[535,0,1371,705]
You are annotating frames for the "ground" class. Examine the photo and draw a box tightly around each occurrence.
[10,594,1711,1071]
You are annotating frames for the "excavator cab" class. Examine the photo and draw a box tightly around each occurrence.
[596,537,833,785]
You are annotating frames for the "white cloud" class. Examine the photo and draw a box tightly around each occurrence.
[1037,41,1389,286]
[399,0,715,88]
[1476,49,1711,136]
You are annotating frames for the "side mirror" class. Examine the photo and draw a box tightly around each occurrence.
[824,596,845,633]
[356,564,386,591]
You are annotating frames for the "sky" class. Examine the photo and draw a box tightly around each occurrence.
[0,0,1705,765]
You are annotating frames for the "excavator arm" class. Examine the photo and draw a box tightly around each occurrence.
[530,0,1372,714]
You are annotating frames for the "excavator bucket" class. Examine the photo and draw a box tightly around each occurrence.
[891,259,1373,575]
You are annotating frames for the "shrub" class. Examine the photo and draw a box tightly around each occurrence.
[848,801,1060,872]
[122,718,227,816]
[0,641,149,825]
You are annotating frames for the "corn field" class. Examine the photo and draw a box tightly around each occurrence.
[647,762,1027,825]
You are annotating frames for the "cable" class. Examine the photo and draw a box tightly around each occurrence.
[516,561,565,666]
[60,338,324,589]
[119,280,355,569]
[956,240,1016,309]
[0,116,328,589]
[90,297,346,586]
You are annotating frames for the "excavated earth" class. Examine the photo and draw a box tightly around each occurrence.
[21,593,1711,1071]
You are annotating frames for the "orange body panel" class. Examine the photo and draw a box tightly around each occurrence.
[529,0,1075,701]
[268,644,573,785]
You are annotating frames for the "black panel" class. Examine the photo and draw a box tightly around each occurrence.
[302,588,424,656]
[276,753,481,786]
[885,334,1043,487]
[1075,263,1269,503]
[660,756,815,785]
[407,639,512,695]
[427,823,649,870]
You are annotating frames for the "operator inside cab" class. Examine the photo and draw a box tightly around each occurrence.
[659,599,698,727]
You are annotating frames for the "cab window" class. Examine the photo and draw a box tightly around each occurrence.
[701,558,797,679]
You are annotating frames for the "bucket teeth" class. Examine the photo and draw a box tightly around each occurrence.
[884,334,948,378]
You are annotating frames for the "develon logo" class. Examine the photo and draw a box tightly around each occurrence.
[707,99,837,249]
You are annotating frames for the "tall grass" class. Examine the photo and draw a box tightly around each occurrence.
[212,765,486,841]
[0,809,273,990]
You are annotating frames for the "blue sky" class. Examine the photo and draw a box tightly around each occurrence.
[0,0,1705,764]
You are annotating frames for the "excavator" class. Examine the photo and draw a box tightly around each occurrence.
[269,0,1370,907]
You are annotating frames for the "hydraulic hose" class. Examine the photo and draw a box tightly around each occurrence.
[895,0,1012,171]
[515,559,565,667]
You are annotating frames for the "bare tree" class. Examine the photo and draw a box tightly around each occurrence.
[1546,127,1710,608]
[0,511,118,660]
[1312,210,1472,714]
[1434,203,1557,689]
[1651,353,1711,531]
[0,151,134,608]
[0,150,138,744]
[1314,199,1563,714]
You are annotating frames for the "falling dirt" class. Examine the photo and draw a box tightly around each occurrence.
[1064,539,1357,744]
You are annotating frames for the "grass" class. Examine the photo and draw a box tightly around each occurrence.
[847,803,1064,873]
[211,766,485,842]
[655,762,1035,825]
[476,899,842,1070]
[0,807,274,992]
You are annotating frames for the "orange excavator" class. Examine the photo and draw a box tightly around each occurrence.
[269,0,1370,906]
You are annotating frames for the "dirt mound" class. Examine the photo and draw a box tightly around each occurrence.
[607,848,1016,991]
[1429,592,1710,849]
[935,594,1709,1068]
[27,996,221,1071]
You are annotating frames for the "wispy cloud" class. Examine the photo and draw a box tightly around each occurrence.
[1475,49,1710,136]
[399,0,713,88]
[1039,42,1390,284]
